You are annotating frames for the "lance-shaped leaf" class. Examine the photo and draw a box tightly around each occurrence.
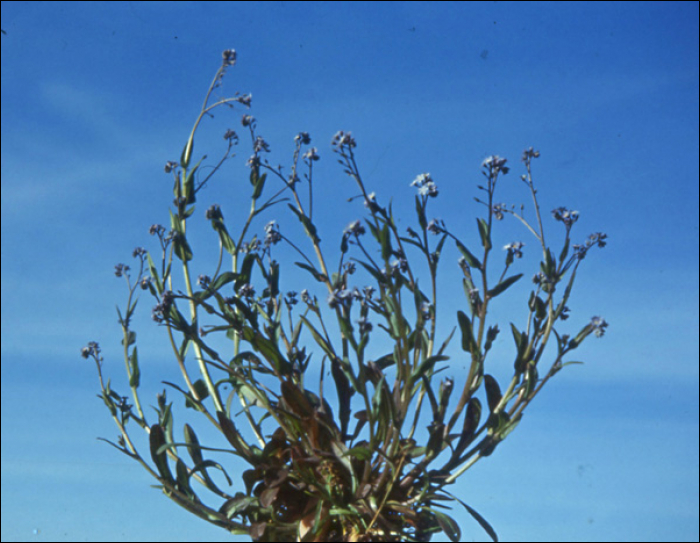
[331,357,353,439]
[484,374,502,413]
[175,458,195,498]
[477,217,492,250]
[128,347,140,388]
[146,252,163,295]
[234,253,256,291]
[357,260,387,286]
[511,323,529,374]
[294,261,327,283]
[455,239,482,270]
[454,398,481,456]
[487,273,523,298]
[180,133,194,169]
[451,493,499,542]
[210,218,236,255]
[149,424,174,482]
[281,380,313,419]
[554,268,577,320]
[434,510,462,543]
[182,156,204,205]
[409,355,449,388]
[288,204,319,243]
[251,171,267,201]
[457,310,476,353]
[216,411,253,461]
[415,195,427,231]
[559,236,570,265]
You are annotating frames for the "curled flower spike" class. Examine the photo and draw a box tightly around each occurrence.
[590,316,609,337]
[295,132,311,145]
[331,130,356,149]
[149,224,166,236]
[482,155,509,174]
[222,49,237,67]
[114,263,129,277]
[205,204,223,221]
[264,221,282,247]
[522,147,540,161]
[411,173,439,198]
[552,207,579,226]
[303,147,320,161]
[223,129,238,142]
[427,218,445,235]
[238,283,256,299]
[327,288,352,309]
[344,220,366,237]
[81,341,101,359]
[503,241,525,258]
[253,136,271,153]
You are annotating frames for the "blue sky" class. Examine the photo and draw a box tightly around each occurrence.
[1,1,698,542]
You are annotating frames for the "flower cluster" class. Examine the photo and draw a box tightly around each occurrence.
[482,155,510,174]
[410,172,439,197]
[331,130,356,149]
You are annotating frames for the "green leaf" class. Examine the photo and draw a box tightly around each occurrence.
[559,237,570,265]
[331,357,354,440]
[452,494,499,542]
[371,375,386,420]
[455,239,482,270]
[252,172,266,200]
[288,204,319,243]
[146,252,163,295]
[487,273,523,298]
[173,233,193,262]
[211,218,236,255]
[180,134,194,169]
[128,347,140,388]
[457,310,476,353]
[484,374,502,413]
[415,195,427,231]
[175,458,194,497]
[216,411,253,460]
[357,260,387,286]
[268,260,280,299]
[455,398,481,455]
[183,157,203,205]
[379,222,392,261]
[294,261,327,283]
[234,253,256,291]
[409,355,449,387]
[434,511,461,543]
[243,327,289,375]
[344,445,372,461]
[209,271,237,293]
[299,316,335,358]
[477,217,491,250]
[185,379,209,409]
[149,424,173,482]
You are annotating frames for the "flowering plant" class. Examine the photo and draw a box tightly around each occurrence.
[83,50,607,542]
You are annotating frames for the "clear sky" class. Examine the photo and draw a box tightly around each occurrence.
[1,2,698,542]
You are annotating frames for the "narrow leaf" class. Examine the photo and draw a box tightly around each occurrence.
[434,511,461,543]
[149,424,173,482]
[457,310,475,353]
[487,273,523,298]
[484,374,502,413]
[455,239,482,270]
[477,218,492,250]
